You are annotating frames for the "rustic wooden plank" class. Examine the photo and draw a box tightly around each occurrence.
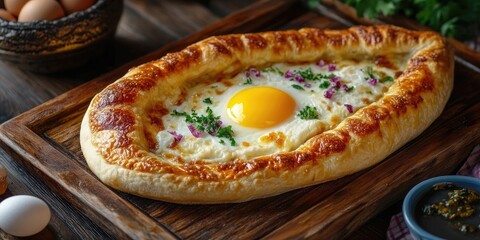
[206,0,260,17]
[0,123,177,239]
[0,1,261,239]
[125,0,221,38]
[1,0,479,239]
[0,0,303,239]
[0,147,111,239]
[114,0,222,63]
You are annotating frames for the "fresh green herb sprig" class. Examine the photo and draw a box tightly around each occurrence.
[203,98,213,104]
[379,76,394,83]
[262,66,284,76]
[362,66,394,83]
[217,126,235,146]
[363,66,376,80]
[292,84,305,91]
[308,0,480,41]
[243,77,253,85]
[294,67,335,81]
[297,106,319,120]
[319,80,331,89]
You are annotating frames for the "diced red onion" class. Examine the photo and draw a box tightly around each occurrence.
[304,82,312,88]
[328,64,336,72]
[367,78,378,86]
[342,84,350,91]
[316,59,326,67]
[344,104,353,113]
[329,76,341,88]
[245,68,261,78]
[324,87,336,99]
[252,68,261,77]
[294,75,305,83]
[284,69,294,78]
[187,124,203,138]
[168,131,183,143]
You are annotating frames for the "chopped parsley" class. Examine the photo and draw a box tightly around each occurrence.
[363,66,376,80]
[203,97,212,104]
[380,76,394,83]
[294,67,335,81]
[297,106,319,120]
[292,84,305,91]
[171,109,188,117]
[217,125,235,146]
[262,66,284,76]
[319,80,331,89]
[344,85,354,92]
[171,107,236,146]
[362,66,394,83]
[243,77,253,85]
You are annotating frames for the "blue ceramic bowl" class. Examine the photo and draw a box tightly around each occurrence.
[403,175,480,240]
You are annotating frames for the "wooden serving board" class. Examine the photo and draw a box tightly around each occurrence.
[1,0,479,239]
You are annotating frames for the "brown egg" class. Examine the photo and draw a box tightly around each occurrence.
[18,0,65,22]
[0,9,16,21]
[4,0,29,17]
[60,0,96,14]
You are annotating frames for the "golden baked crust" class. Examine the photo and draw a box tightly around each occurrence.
[80,25,454,203]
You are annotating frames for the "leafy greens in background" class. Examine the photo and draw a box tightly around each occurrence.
[308,0,480,41]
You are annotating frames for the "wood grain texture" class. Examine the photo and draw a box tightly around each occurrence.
[0,0,259,239]
[0,0,479,239]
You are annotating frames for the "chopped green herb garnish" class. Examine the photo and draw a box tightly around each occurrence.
[319,80,331,89]
[380,76,394,83]
[219,139,225,145]
[292,84,305,91]
[185,107,218,135]
[345,86,354,92]
[243,77,253,85]
[203,97,212,104]
[362,66,394,83]
[262,66,284,76]
[217,125,236,146]
[297,106,319,120]
[171,107,236,146]
[294,67,335,81]
[363,66,376,80]
[210,85,218,88]
[171,110,188,117]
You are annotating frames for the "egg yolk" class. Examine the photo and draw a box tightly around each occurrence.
[227,87,296,129]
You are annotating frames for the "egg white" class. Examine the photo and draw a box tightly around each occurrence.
[156,59,402,163]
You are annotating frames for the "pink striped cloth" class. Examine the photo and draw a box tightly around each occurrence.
[386,145,480,240]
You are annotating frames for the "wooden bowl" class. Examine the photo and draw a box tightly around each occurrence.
[0,0,123,73]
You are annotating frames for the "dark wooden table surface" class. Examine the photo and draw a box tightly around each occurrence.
[0,0,461,239]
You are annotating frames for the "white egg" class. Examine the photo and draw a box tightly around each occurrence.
[0,195,51,237]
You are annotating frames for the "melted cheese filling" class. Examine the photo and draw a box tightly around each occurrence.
[156,56,406,163]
